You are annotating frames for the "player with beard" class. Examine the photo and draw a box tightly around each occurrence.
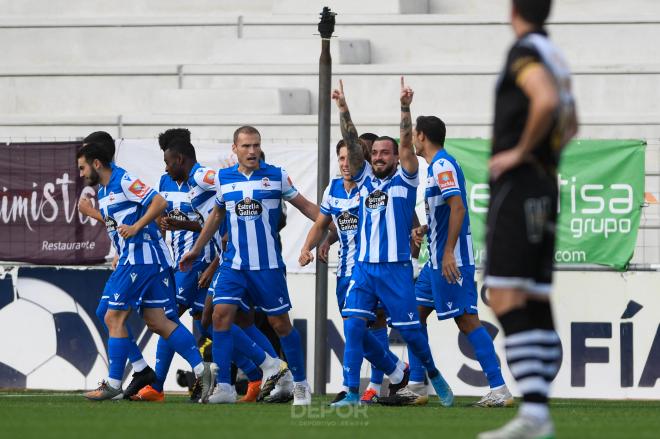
[299,139,409,405]
[77,131,157,400]
[330,78,453,407]
[77,143,214,402]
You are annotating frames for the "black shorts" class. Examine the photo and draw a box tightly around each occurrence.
[484,164,557,295]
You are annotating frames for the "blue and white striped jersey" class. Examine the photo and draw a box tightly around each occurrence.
[215,161,297,270]
[320,177,360,277]
[353,161,418,263]
[159,167,218,264]
[424,149,474,269]
[98,163,173,267]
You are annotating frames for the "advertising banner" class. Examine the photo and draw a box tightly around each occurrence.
[0,142,111,265]
[419,139,646,270]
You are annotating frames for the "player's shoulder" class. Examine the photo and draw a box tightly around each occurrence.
[507,33,545,73]
[193,164,217,186]
[217,163,240,180]
[259,161,285,177]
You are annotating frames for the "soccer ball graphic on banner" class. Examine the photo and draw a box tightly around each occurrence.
[0,277,108,390]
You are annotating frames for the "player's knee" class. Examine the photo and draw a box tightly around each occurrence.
[212,306,233,330]
[104,311,124,334]
[455,313,480,334]
[267,314,292,337]
[234,309,253,328]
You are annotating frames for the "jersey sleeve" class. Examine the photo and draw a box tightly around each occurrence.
[280,168,299,201]
[432,159,462,200]
[120,173,156,206]
[351,160,372,187]
[396,164,419,187]
[508,44,543,87]
[194,167,217,192]
[214,170,225,208]
[319,184,332,216]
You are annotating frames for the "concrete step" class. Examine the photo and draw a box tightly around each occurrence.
[1,67,657,118]
[0,113,657,140]
[0,19,654,67]
[0,0,273,17]
[151,88,311,115]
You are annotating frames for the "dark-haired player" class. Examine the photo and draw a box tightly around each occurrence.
[77,132,157,400]
[76,143,214,402]
[479,0,577,437]
[410,114,511,406]
[330,78,453,407]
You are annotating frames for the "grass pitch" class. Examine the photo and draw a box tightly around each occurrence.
[0,391,659,439]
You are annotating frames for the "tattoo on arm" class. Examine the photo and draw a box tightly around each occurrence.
[340,109,364,174]
[400,106,412,149]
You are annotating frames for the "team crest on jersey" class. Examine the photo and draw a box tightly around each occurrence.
[203,170,216,185]
[128,179,149,198]
[337,211,358,236]
[105,216,118,233]
[168,208,190,222]
[261,177,271,188]
[365,190,388,212]
[108,192,116,202]
[235,197,263,221]
[438,171,457,190]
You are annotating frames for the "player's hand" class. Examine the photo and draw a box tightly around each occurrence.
[158,216,170,230]
[111,254,119,270]
[442,250,461,284]
[489,147,525,180]
[198,265,215,289]
[163,217,185,231]
[179,250,199,272]
[412,225,427,247]
[331,79,348,111]
[318,239,331,263]
[78,196,95,217]
[400,76,414,106]
[117,224,138,239]
[299,249,315,267]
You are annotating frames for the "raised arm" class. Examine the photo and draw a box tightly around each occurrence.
[332,80,364,176]
[399,76,418,175]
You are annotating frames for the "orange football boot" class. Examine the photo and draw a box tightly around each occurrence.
[238,380,262,403]
[130,385,165,402]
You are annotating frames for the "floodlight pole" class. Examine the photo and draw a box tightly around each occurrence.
[314,6,335,396]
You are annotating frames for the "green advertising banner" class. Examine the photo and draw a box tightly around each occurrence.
[417,139,646,270]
